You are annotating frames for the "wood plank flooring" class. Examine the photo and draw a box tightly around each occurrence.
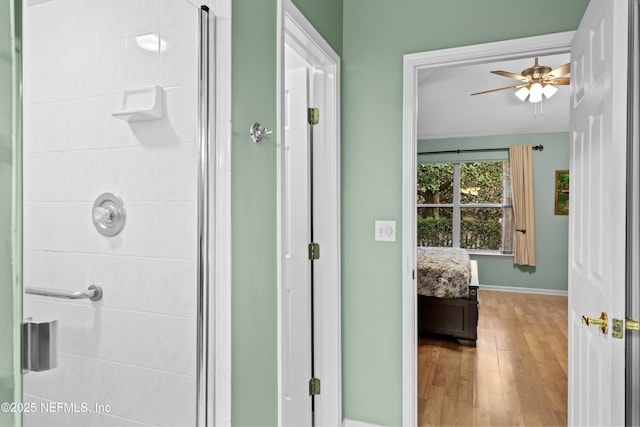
[418,290,568,426]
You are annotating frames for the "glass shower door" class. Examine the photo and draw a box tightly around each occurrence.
[21,1,207,425]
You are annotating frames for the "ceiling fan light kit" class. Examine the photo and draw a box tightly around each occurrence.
[528,82,544,103]
[515,86,530,102]
[472,57,570,105]
[543,84,558,99]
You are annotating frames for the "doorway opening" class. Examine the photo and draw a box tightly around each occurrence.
[401,31,575,426]
[277,1,341,426]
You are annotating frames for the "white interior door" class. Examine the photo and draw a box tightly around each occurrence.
[568,0,629,425]
[283,65,313,426]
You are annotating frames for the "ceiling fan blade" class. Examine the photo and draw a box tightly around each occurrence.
[547,63,570,78]
[549,77,571,85]
[470,84,524,96]
[490,70,528,82]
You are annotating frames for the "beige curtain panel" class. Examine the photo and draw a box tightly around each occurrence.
[509,144,536,266]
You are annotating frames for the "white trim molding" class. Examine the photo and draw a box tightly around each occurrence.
[277,0,342,425]
[480,284,568,296]
[402,31,574,426]
[343,418,386,427]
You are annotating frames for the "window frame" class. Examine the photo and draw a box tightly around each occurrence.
[417,161,513,253]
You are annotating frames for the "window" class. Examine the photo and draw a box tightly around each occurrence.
[417,161,514,253]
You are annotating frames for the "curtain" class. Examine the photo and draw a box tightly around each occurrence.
[509,144,536,266]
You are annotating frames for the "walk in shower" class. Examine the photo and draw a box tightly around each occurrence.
[1,0,217,425]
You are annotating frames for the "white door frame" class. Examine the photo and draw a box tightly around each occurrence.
[210,0,232,425]
[401,31,574,426]
[628,3,640,424]
[276,1,342,425]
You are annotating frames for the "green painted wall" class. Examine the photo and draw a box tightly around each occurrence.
[290,0,343,56]
[232,2,278,425]
[0,0,21,425]
[342,1,588,425]
[230,0,342,425]
[419,133,570,292]
[232,0,586,425]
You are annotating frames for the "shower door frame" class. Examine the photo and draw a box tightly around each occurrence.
[202,0,232,426]
[4,0,23,425]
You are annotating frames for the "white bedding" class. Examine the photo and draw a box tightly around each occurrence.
[416,247,471,298]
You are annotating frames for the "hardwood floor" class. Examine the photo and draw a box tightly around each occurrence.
[418,290,568,426]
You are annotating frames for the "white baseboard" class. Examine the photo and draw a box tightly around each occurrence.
[479,284,568,296]
[343,418,386,427]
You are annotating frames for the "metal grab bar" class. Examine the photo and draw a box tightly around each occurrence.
[25,284,103,301]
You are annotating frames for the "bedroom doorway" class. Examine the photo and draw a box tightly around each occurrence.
[401,31,574,425]
[277,1,341,425]
[408,35,572,425]
[403,0,636,422]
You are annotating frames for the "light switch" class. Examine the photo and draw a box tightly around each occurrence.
[375,220,396,242]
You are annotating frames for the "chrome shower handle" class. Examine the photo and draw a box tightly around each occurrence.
[92,206,112,222]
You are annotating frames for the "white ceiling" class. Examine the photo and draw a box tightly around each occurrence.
[417,53,570,140]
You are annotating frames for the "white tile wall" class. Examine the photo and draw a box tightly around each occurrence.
[23,395,71,427]
[24,354,195,426]
[24,95,131,153]
[24,0,98,54]
[24,251,197,317]
[96,0,159,42]
[23,0,200,425]
[23,298,196,376]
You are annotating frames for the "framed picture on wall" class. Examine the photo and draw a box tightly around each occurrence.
[555,170,569,215]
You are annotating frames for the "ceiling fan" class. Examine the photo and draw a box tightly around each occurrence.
[471,57,570,103]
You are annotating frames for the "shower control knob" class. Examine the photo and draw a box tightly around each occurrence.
[92,206,112,223]
[92,193,126,237]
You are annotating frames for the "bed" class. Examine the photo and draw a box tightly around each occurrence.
[417,247,479,346]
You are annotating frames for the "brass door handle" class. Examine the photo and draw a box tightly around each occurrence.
[627,317,640,331]
[582,312,608,334]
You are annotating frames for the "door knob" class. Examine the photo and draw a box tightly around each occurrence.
[582,312,608,334]
[627,317,640,331]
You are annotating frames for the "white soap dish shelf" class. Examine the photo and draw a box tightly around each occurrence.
[112,86,165,122]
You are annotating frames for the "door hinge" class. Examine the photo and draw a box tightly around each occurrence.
[309,377,321,396]
[308,108,319,125]
[308,243,320,260]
